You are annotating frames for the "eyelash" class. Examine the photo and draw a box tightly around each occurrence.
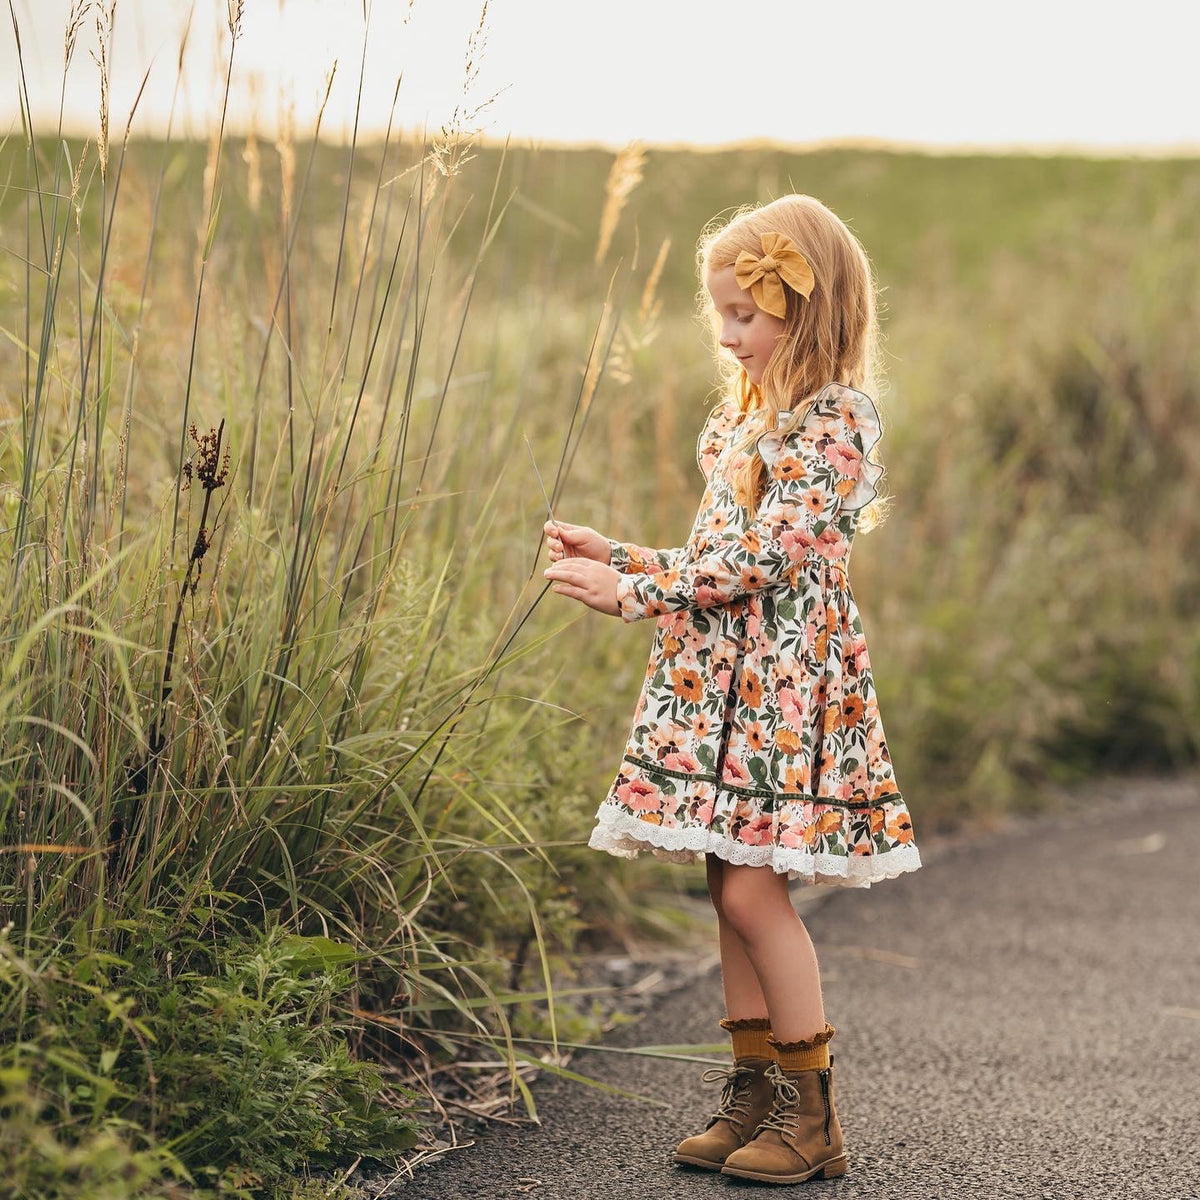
[736,314,753,324]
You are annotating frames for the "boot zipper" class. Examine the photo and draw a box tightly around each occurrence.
[819,1068,832,1145]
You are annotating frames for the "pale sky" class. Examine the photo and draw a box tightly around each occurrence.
[3,0,1199,153]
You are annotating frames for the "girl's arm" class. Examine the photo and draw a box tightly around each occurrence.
[613,389,882,623]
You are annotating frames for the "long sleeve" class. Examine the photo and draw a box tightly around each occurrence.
[605,537,686,576]
[614,385,882,624]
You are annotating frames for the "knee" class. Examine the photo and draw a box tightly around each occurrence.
[718,867,788,941]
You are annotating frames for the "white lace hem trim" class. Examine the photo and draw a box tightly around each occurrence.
[587,802,922,888]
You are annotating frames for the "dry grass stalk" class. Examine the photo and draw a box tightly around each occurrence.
[430,0,504,178]
[90,2,115,179]
[63,0,92,70]
[595,141,647,266]
[275,86,296,218]
[640,236,671,325]
[242,76,263,213]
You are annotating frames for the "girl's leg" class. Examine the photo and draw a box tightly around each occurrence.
[715,861,827,1042]
[705,853,770,1019]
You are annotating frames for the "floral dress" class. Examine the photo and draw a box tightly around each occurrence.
[587,382,922,887]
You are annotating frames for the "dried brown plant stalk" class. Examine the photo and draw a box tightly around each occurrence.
[595,141,647,266]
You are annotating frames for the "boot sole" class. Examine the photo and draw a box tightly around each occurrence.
[720,1152,849,1183]
[673,1152,726,1171]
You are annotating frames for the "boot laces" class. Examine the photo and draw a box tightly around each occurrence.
[755,1060,805,1137]
[700,1063,757,1129]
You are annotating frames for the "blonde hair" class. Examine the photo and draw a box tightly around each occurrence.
[695,194,889,530]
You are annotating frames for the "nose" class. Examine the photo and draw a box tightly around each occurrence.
[719,325,739,349]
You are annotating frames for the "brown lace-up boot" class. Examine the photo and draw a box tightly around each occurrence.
[720,1053,848,1184]
[672,1017,776,1171]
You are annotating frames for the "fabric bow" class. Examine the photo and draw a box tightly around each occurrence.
[733,231,816,319]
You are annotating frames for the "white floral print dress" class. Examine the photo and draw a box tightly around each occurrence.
[588,382,922,887]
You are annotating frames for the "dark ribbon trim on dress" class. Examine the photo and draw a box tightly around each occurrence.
[622,753,904,810]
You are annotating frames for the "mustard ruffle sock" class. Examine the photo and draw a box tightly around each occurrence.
[766,1020,836,1071]
[718,1015,774,1062]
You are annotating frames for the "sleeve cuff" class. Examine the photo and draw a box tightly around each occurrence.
[615,572,648,623]
[606,536,631,571]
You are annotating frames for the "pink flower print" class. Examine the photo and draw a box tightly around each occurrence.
[825,439,862,478]
[738,814,774,845]
[836,778,855,801]
[779,820,808,849]
[693,713,712,739]
[852,636,870,674]
[780,526,817,563]
[779,687,806,733]
[695,585,724,608]
[663,751,700,773]
[694,798,715,824]
[721,755,750,786]
[716,668,732,693]
[746,611,762,639]
[815,527,848,559]
[618,778,662,814]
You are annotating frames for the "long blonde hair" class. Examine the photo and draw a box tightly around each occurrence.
[695,194,888,529]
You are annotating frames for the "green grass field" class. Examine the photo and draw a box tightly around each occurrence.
[2,101,1198,1195]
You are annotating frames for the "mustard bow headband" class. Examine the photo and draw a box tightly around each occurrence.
[733,231,816,319]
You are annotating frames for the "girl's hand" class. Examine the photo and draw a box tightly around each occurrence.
[543,557,621,617]
[543,520,612,565]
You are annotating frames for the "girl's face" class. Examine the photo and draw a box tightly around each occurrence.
[705,264,787,387]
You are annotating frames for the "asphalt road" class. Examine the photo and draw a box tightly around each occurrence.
[395,774,1200,1199]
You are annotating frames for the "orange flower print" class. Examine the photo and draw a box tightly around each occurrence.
[708,510,729,536]
[739,670,763,708]
[693,714,712,739]
[803,821,819,846]
[639,811,665,825]
[662,634,684,659]
[815,809,843,835]
[802,487,826,517]
[814,626,828,661]
[869,808,886,834]
[886,812,914,843]
[741,565,770,591]
[842,694,865,728]
[776,728,803,756]
[784,762,810,791]
[745,721,767,752]
[823,702,842,735]
[671,667,703,702]
[738,526,763,555]
[775,453,806,484]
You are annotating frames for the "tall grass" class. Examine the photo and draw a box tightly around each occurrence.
[0,6,649,1195]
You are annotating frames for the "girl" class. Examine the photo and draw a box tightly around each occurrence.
[542,194,921,1185]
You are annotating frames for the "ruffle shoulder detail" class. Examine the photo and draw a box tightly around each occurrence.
[755,381,883,513]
